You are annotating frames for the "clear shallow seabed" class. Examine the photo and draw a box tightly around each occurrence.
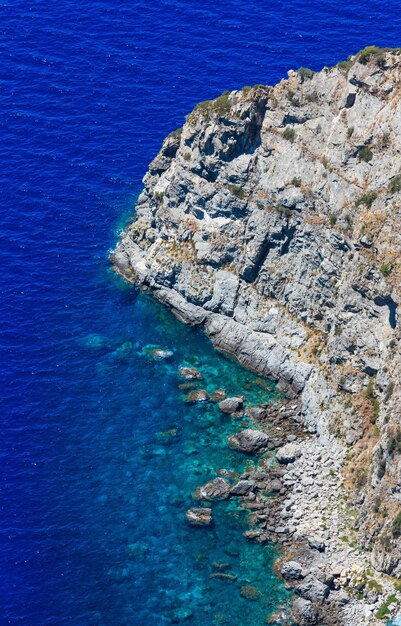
[2,0,401,624]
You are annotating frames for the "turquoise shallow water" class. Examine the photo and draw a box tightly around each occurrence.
[80,285,289,626]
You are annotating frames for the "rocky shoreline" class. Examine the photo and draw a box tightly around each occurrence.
[112,46,401,625]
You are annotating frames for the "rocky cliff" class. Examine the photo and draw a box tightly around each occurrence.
[112,47,401,623]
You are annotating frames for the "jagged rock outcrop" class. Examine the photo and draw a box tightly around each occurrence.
[112,46,401,607]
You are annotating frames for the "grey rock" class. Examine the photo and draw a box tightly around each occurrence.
[295,574,330,602]
[291,597,319,625]
[228,429,270,453]
[196,478,231,501]
[308,535,326,552]
[185,508,212,526]
[276,442,303,464]
[281,560,304,580]
[230,480,254,496]
[218,396,244,413]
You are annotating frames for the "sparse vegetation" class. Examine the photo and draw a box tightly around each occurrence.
[329,214,337,226]
[286,90,300,107]
[355,191,377,209]
[358,146,373,162]
[291,177,302,187]
[378,131,391,149]
[167,126,183,141]
[297,67,315,79]
[306,91,318,102]
[227,184,245,200]
[380,263,392,277]
[190,90,232,121]
[389,174,401,193]
[347,126,354,139]
[358,46,381,65]
[376,594,398,619]
[387,428,401,456]
[282,127,296,142]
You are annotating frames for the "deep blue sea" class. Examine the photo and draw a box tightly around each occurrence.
[1,1,401,624]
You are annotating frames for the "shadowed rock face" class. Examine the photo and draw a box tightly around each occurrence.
[112,48,401,579]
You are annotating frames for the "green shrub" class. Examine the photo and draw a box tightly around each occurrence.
[358,46,381,65]
[387,428,401,455]
[306,91,318,102]
[392,512,401,538]
[389,174,401,193]
[283,127,296,142]
[379,131,391,149]
[227,184,245,200]
[291,177,302,187]
[380,263,392,277]
[358,146,373,162]
[376,594,398,619]
[287,90,300,107]
[347,126,354,138]
[329,214,337,226]
[355,191,377,209]
[183,152,191,161]
[297,67,315,79]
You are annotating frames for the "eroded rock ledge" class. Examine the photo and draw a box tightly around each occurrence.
[112,46,401,625]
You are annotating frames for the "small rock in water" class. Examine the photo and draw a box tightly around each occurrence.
[185,389,210,403]
[143,344,174,360]
[218,396,244,414]
[195,477,231,501]
[210,388,226,403]
[185,507,212,526]
[228,429,270,453]
[179,366,203,380]
[240,585,261,601]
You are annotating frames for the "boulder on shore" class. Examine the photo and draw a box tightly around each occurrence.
[291,597,319,625]
[281,560,303,580]
[276,442,302,464]
[228,429,270,453]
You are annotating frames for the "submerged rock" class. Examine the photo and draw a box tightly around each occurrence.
[240,585,261,600]
[195,477,231,501]
[185,388,210,403]
[185,507,212,526]
[210,388,226,403]
[228,429,270,453]
[143,344,174,360]
[179,366,203,380]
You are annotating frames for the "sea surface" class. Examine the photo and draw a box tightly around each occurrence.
[1,1,401,624]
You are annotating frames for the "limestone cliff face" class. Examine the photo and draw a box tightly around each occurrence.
[112,48,401,575]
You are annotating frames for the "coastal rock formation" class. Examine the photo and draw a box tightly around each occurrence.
[112,47,401,624]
